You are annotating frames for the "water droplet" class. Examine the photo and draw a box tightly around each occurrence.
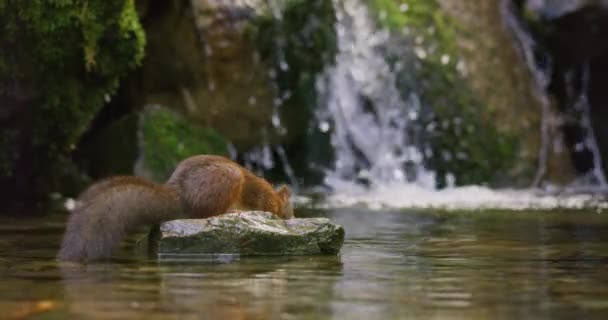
[272,115,281,127]
[457,60,468,75]
[414,47,427,59]
[280,60,289,71]
[64,198,76,211]
[319,121,330,133]
[440,54,451,65]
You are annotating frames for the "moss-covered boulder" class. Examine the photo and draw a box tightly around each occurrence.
[135,106,229,182]
[0,0,145,204]
[153,211,345,256]
[120,0,278,150]
[75,105,229,183]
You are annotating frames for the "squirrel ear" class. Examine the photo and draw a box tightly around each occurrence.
[277,185,291,202]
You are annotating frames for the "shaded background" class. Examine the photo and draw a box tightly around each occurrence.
[2,0,608,211]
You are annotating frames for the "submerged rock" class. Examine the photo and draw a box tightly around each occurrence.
[154,212,344,256]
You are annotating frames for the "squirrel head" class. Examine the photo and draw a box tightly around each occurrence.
[276,185,294,219]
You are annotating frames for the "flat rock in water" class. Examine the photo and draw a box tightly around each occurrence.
[155,211,345,256]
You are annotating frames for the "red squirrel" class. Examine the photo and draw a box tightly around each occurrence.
[58,155,293,262]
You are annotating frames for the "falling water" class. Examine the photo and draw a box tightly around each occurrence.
[568,64,607,187]
[500,0,554,187]
[308,0,607,210]
[500,0,607,188]
[317,0,434,190]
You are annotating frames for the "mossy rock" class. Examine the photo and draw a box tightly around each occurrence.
[121,1,278,151]
[151,211,345,256]
[0,0,145,202]
[136,106,229,182]
[75,105,230,183]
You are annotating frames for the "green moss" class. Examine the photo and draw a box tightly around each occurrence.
[0,0,145,198]
[139,106,229,183]
[369,0,518,187]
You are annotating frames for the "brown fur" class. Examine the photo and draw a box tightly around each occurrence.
[59,155,293,262]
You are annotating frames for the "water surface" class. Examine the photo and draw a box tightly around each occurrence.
[1,208,608,319]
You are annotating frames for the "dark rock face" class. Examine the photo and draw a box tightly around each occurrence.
[154,212,345,256]
[523,0,608,20]
[435,0,564,186]
[120,0,277,150]
[518,0,608,181]
[75,105,228,183]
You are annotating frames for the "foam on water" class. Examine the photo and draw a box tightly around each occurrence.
[319,182,608,210]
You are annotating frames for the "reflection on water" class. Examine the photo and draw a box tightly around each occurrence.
[1,208,608,319]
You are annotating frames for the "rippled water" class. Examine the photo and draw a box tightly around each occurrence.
[1,208,608,319]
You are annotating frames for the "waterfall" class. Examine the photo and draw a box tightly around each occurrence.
[214,0,608,209]
[499,0,554,187]
[309,0,606,210]
[500,0,607,188]
[570,64,607,187]
[317,0,434,190]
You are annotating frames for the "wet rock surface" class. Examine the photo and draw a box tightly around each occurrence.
[515,0,608,178]
[154,211,345,256]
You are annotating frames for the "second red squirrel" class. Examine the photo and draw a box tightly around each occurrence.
[58,155,293,262]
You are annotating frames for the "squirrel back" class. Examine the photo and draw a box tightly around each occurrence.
[59,155,292,262]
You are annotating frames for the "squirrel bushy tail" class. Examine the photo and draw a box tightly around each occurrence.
[58,177,181,262]
[58,155,293,262]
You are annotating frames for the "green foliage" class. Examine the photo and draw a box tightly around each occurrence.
[139,106,229,183]
[369,0,518,187]
[0,0,145,197]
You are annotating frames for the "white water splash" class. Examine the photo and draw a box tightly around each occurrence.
[317,0,433,189]
[317,183,608,210]
[309,0,608,211]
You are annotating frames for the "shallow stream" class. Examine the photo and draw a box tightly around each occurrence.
[1,207,608,319]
